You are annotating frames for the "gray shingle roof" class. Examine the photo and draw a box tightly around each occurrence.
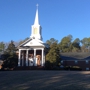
[60,52,90,60]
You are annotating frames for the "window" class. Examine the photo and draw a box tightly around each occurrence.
[86,60,89,64]
[86,68,89,71]
[33,27,38,34]
[75,60,78,64]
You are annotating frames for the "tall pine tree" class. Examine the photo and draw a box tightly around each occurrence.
[46,42,60,68]
[6,40,16,54]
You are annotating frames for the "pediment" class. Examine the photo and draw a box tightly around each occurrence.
[24,39,45,47]
[18,38,45,48]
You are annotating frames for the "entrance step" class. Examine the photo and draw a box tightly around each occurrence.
[14,66,45,70]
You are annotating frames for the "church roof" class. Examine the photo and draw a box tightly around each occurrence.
[60,52,90,60]
[17,38,48,49]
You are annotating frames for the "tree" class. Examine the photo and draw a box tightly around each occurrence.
[81,37,90,52]
[45,38,58,56]
[2,41,18,70]
[2,54,18,69]
[46,42,60,69]
[18,37,29,45]
[81,38,88,47]
[72,38,81,52]
[46,38,58,47]
[59,35,73,52]
[0,42,5,52]
[6,40,16,54]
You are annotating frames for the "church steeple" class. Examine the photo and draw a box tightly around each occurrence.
[30,4,42,40]
[34,4,39,25]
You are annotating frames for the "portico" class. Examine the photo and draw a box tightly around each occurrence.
[18,48,45,67]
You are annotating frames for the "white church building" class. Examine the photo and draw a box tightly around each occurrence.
[17,5,47,67]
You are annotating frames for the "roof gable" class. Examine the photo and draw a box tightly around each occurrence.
[24,39,44,47]
[18,38,45,48]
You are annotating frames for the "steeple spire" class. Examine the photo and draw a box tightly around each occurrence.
[30,4,42,40]
[34,4,39,25]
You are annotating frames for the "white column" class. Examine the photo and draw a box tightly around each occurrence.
[18,49,21,66]
[22,51,24,66]
[41,48,44,66]
[26,50,28,66]
[34,49,36,66]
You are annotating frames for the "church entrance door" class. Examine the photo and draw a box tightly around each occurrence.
[36,55,41,66]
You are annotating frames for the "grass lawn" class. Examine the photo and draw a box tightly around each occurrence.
[0,70,90,90]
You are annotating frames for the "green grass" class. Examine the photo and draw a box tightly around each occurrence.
[0,71,90,90]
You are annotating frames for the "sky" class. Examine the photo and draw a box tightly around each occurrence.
[0,0,90,43]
